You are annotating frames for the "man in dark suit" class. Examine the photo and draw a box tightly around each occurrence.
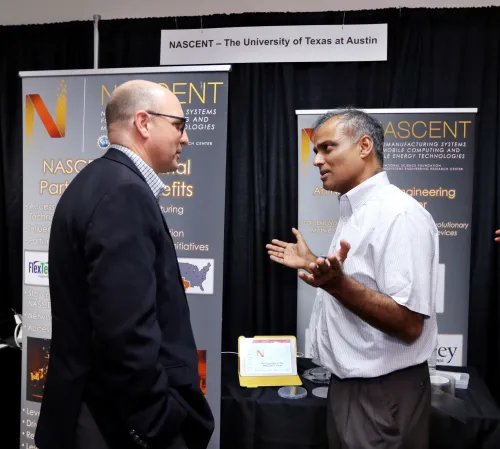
[35,80,214,449]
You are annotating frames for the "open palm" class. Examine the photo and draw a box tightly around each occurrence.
[266,228,316,270]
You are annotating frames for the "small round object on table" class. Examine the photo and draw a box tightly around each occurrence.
[278,386,308,399]
[312,386,329,399]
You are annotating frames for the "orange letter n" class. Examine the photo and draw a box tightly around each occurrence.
[25,80,67,141]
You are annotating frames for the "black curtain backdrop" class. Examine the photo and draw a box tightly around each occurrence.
[0,11,499,436]
[0,21,93,449]
[100,8,500,402]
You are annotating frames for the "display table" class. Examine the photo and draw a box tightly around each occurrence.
[220,355,500,449]
[2,346,499,449]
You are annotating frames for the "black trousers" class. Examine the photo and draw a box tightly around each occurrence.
[75,402,187,449]
[327,362,430,449]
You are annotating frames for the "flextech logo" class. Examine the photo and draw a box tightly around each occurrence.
[25,80,67,147]
[301,128,314,171]
[25,251,49,286]
[29,260,48,275]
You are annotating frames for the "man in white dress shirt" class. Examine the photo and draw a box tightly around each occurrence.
[267,108,439,449]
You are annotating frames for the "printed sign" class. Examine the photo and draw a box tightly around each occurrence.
[161,24,387,65]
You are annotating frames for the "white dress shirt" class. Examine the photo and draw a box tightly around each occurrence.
[309,171,439,378]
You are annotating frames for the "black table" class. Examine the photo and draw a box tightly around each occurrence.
[221,355,500,449]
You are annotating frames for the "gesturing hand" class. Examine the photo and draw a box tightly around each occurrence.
[266,228,316,271]
[298,240,351,289]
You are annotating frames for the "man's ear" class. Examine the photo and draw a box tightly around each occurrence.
[134,111,150,138]
[359,136,374,159]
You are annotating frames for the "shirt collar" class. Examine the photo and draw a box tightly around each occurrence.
[109,144,166,201]
[339,171,390,218]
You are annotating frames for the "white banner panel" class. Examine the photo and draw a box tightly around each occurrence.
[161,24,387,64]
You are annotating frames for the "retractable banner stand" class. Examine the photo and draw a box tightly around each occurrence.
[20,65,230,449]
[296,108,476,367]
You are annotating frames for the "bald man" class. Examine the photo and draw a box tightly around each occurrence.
[35,81,214,449]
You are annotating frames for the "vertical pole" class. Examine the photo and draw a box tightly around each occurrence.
[93,14,101,69]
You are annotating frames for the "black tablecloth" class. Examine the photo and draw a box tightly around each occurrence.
[221,355,500,449]
[2,348,499,449]
[0,345,22,449]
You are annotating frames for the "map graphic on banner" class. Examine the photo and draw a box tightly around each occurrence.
[20,66,230,449]
[296,109,476,367]
[179,257,215,294]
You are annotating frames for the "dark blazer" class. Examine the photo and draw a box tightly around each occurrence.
[35,148,214,449]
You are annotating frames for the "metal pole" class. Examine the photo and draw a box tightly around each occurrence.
[93,14,101,69]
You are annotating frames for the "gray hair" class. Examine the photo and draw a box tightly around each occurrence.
[312,107,384,166]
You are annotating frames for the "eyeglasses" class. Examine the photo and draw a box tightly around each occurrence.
[146,110,186,135]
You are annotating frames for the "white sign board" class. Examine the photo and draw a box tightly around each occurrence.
[239,337,297,377]
[161,24,387,65]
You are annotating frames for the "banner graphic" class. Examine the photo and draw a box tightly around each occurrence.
[20,66,229,449]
